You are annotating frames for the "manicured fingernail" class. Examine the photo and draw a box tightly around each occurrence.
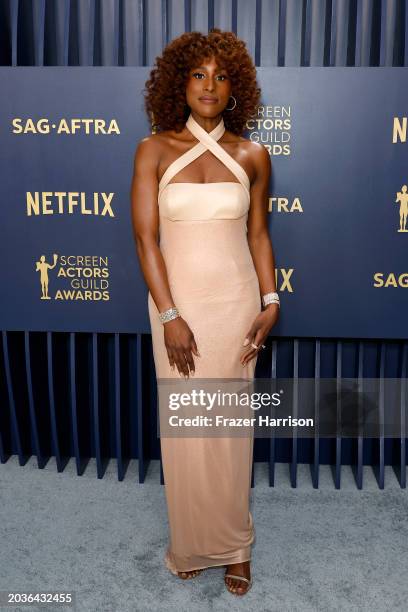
[243,338,249,346]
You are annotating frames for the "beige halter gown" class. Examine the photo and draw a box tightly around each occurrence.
[148,112,261,575]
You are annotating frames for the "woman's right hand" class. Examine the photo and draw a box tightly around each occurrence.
[163,317,200,377]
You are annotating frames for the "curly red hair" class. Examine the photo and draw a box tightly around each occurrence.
[143,28,261,136]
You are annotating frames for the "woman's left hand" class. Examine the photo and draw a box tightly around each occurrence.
[240,304,279,366]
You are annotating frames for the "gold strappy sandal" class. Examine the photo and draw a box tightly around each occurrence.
[224,573,252,595]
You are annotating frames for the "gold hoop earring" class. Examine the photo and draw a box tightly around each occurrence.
[225,95,236,111]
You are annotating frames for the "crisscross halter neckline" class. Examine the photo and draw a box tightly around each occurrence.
[158,112,251,202]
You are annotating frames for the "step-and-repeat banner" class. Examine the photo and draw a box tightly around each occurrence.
[0,67,406,338]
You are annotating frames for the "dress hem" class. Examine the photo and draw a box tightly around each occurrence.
[165,548,253,576]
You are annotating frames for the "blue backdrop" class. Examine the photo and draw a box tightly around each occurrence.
[0,66,407,338]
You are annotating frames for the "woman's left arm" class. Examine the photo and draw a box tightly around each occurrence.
[241,143,279,365]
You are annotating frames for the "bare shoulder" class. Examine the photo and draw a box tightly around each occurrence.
[223,130,270,183]
[134,128,187,160]
[229,132,269,162]
[235,136,271,182]
[241,137,270,163]
[134,132,165,157]
[133,132,172,177]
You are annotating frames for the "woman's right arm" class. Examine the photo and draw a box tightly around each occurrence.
[130,137,199,378]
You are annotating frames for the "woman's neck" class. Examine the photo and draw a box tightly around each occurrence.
[188,111,223,134]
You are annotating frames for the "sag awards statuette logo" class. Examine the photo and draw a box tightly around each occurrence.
[35,254,110,301]
[372,183,408,288]
[396,184,408,232]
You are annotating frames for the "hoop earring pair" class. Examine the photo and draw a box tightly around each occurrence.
[225,95,236,111]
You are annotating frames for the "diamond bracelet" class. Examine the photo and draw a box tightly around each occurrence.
[159,306,180,324]
[262,292,280,308]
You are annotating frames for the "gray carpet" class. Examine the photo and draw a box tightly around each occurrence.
[0,457,407,612]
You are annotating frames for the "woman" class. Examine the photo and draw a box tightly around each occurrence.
[130,28,279,596]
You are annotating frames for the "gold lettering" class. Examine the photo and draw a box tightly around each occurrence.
[392,117,407,143]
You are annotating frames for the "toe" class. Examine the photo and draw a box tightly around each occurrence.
[225,577,249,595]
[179,568,201,579]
